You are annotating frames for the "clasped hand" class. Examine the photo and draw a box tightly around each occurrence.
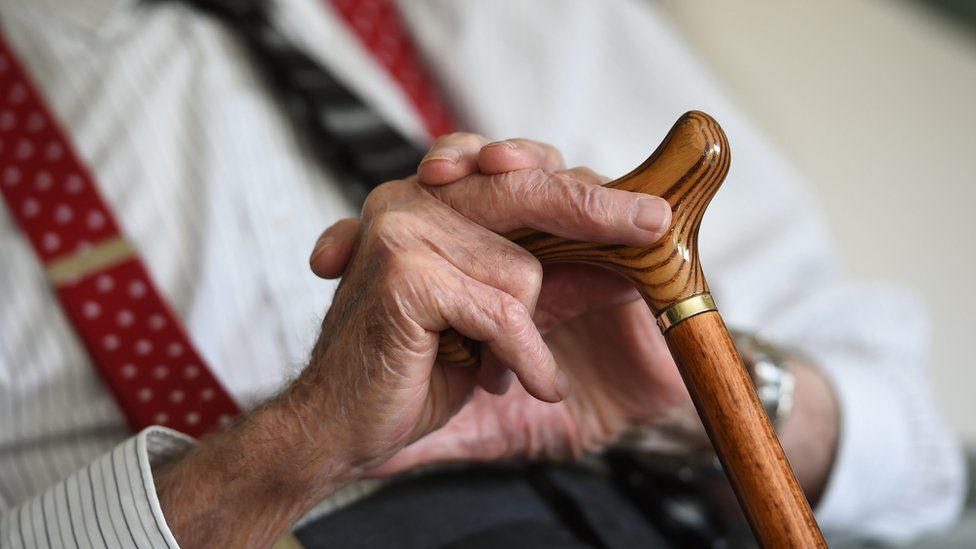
[301,133,700,477]
[154,135,707,548]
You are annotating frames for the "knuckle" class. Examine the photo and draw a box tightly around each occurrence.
[361,179,401,217]
[492,296,531,335]
[382,254,416,290]
[369,210,410,238]
[366,210,417,258]
[508,252,543,293]
[572,184,612,228]
[509,168,549,201]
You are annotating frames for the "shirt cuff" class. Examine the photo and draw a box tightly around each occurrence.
[813,361,915,538]
[0,426,195,549]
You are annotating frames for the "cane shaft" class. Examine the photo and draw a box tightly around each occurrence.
[665,310,825,547]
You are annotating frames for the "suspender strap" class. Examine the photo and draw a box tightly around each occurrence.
[0,33,241,438]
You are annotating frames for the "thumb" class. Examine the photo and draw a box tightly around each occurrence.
[309,218,361,279]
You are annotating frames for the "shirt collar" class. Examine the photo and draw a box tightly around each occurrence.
[33,0,137,32]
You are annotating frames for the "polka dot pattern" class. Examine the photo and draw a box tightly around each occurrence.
[0,82,120,263]
[0,35,240,438]
[54,249,241,437]
[329,0,456,138]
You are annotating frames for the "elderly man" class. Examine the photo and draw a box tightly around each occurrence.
[0,0,964,547]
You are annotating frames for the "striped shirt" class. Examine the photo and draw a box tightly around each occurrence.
[0,0,965,546]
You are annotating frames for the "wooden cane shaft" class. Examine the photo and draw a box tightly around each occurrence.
[665,311,825,547]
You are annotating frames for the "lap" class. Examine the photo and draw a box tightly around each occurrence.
[294,463,672,549]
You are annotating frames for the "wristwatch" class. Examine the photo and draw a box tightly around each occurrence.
[730,330,797,430]
[619,329,799,458]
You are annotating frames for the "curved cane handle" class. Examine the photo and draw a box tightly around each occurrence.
[437,110,724,366]
[436,111,826,547]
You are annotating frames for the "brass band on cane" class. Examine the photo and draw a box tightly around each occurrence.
[656,293,718,332]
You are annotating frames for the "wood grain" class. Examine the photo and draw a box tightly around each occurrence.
[667,311,824,547]
[435,111,826,546]
[437,110,729,368]
[508,110,726,312]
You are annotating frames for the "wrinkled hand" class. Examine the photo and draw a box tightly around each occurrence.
[301,133,673,475]
[308,133,698,475]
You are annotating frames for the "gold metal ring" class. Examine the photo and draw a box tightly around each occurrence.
[656,293,717,332]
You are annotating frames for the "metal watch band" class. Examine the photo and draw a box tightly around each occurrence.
[730,330,797,429]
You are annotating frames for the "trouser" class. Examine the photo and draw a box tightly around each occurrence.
[295,456,744,548]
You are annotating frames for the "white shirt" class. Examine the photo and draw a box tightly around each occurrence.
[0,0,964,546]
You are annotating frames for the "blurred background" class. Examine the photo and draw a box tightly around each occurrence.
[656,0,976,544]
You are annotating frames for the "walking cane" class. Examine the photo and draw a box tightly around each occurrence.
[437,111,827,547]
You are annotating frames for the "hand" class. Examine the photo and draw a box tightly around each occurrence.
[302,132,672,476]
[384,136,840,502]
[313,134,692,474]
[154,133,668,548]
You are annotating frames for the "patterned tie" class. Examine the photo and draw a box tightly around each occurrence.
[178,0,457,204]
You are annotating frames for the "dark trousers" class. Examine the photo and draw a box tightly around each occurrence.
[294,463,677,549]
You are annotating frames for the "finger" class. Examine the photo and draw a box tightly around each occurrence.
[403,259,568,403]
[478,138,565,174]
[449,289,566,403]
[533,263,639,333]
[367,206,544,315]
[417,132,488,185]
[427,168,673,246]
[309,218,362,279]
[425,356,481,427]
[415,203,545,315]
[477,349,515,395]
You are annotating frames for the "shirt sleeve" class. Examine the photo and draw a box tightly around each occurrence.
[0,427,194,549]
[759,282,966,544]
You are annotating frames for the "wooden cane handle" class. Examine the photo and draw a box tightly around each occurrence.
[436,111,826,547]
[436,110,725,366]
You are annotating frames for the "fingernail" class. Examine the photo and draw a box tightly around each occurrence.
[632,197,672,238]
[484,140,518,150]
[310,235,335,263]
[555,370,572,400]
[421,146,462,164]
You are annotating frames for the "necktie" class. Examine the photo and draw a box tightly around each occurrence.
[328,0,456,138]
[179,0,457,204]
